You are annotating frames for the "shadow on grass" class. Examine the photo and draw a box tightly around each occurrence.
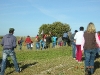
[94,60,100,72]
[20,62,38,71]
[4,61,38,75]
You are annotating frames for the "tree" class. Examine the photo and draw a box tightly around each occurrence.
[38,22,71,37]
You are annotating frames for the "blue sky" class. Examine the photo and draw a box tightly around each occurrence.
[0,0,100,37]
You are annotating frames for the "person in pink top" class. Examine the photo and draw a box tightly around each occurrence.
[95,31,100,58]
[81,22,100,75]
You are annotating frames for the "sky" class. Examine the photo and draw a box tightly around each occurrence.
[0,0,100,37]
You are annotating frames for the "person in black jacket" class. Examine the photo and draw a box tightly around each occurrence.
[45,34,51,49]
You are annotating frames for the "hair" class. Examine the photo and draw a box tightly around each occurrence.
[86,22,96,33]
[9,30,14,33]
[79,26,84,31]
[74,30,78,33]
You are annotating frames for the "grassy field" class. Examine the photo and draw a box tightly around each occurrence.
[0,45,100,75]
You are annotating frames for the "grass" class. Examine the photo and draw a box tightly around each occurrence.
[0,45,100,75]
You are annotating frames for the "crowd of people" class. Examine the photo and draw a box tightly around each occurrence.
[71,22,100,75]
[17,32,71,50]
[0,22,100,75]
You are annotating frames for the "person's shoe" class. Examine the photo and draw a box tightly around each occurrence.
[76,60,78,62]
[73,58,76,59]
[18,68,22,73]
[88,71,91,75]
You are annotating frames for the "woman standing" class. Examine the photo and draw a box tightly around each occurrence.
[82,22,100,75]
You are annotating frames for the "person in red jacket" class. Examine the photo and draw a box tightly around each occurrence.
[25,35,32,50]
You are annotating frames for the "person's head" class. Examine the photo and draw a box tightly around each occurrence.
[9,28,15,34]
[74,30,78,33]
[79,26,84,31]
[97,31,100,35]
[27,35,30,37]
[86,22,96,33]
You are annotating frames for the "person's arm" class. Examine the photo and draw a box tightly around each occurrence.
[74,33,77,43]
[95,33,100,47]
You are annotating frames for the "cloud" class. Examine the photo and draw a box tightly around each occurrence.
[34,6,70,22]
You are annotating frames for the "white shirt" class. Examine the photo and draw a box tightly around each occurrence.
[74,31,84,45]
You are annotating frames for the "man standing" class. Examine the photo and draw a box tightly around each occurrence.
[74,26,84,63]
[25,35,32,50]
[0,28,21,75]
[46,34,51,49]
[51,35,57,48]
[62,31,68,46]
[70,30,78,59]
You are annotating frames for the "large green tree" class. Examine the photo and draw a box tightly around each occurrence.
[39,22,71,37]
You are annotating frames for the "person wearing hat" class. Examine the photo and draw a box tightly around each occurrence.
[0,28,21,75]
[70,30,78,59]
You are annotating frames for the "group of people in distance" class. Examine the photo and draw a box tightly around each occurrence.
[17,31,71,50]
[0,22,100,75]
[17,35,34,50]
[34,33,71,50]
[71,22,100,75]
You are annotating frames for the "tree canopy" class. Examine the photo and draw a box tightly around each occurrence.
[39,22,71,37]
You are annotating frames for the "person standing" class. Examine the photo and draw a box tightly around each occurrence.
[40,38,45,50]
[18,37,23,50]
[74,26,84,62]
[35,35,40,50]
[57,35,63,47]
[62,31,68,46]
[95,31,100,58]
[70,30,78,59]
[45,34,51,49]
[51,35,57,48]
[0,28,21,75]
[25,35,32,50]
[81,22,100,75]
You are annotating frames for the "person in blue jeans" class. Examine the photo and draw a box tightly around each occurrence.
[36,42,40,50]
[0,28,21,75]
[18,37,24,50]
[81,22,100,75]
[84,49,97,75]
[35,35,40,50]
[25,36,32,50]
[52,35,57,48]
[70,30,78,59]
[40,38,45,50]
